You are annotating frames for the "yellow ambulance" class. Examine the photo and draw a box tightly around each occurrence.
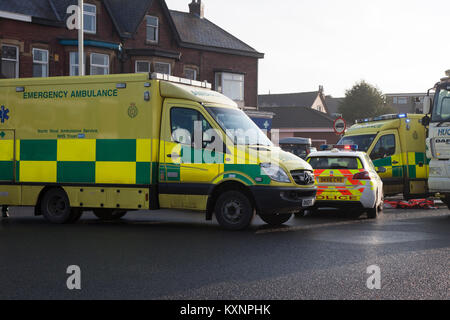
[338,114,429,199]
[0,73,316,230]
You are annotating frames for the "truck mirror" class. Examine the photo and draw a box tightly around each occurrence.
[421,115,430,127]
[423,96,431,114]
[377,167,387,174]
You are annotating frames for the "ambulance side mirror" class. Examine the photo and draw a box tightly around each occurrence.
[423,96,431,114]
[377,167,387,174]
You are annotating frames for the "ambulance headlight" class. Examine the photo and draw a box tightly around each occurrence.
[260,163,291,183]
[429,167,442,176]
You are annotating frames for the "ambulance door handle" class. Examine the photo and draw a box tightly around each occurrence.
[167,153,180,159]
[392,160,399,165]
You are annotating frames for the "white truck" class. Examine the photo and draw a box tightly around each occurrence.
[422,70,450,209]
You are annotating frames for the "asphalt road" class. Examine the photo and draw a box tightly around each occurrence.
[0,204,449,300]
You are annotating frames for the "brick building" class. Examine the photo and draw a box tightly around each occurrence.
[0,0,264,108]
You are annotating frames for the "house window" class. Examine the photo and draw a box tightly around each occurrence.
[154,62,171,75]
[90,53,109,75]
[215,72,244,102]
[84,4,97,34]
[185,68,197,80]
[146,16,159,43]
[393,96,407,104]
[69,52,86,76]
[136,61,150,73]
[1,45,19,78]
[32,48,49,78]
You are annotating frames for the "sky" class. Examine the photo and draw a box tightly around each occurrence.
[166,0,449,98]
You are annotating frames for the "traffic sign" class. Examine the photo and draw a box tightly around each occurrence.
[333,117,347,135]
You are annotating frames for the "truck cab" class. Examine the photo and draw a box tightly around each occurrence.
[338,114,428,199]
[422,71,450,209]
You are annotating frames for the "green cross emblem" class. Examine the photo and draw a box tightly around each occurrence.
[0,131,5,139]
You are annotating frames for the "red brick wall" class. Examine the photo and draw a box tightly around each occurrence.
[0,1,260,107]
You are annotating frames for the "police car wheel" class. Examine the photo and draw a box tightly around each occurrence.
[260,213,292,226]
[214,191,254,230]
[41,188,73,224]
[93,209,127,221]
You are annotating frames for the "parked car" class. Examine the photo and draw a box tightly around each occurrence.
[279,137,312,159]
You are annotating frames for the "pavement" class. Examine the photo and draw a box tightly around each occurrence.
[0,204,449,300]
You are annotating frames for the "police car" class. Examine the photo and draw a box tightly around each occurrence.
[305,145,384,218]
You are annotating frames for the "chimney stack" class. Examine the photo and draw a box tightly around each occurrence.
[189,0,204,19]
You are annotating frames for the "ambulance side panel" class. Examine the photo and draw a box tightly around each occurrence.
[0,74,161,210]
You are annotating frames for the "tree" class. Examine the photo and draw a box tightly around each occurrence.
[338,81,396,123]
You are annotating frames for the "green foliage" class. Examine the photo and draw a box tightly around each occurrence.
[338,81,396,123]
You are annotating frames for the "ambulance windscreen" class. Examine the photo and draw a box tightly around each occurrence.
[338,134,376,152]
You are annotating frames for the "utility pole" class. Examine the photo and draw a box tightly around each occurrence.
[78,0,84,76]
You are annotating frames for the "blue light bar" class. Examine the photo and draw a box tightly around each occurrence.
[398,113,407,118]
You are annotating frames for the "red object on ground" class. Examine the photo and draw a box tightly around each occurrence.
[384,199,437,210]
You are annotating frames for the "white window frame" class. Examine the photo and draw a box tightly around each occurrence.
[215,72,245,102]
[135,60,151,73]
[1,44,19,78]
[32,48,49,78]
[146,15,159,43]
[154,62,171,75]
[397,97,408,105]
[83,3,97,34]
[90,53,109,75]
[185,67,197,80]
[69,52,86,76]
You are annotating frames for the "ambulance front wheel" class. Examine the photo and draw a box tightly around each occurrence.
[260,213,292,226]
[214,191,254,230]
[93,209,127,221]
[41,188,79,224]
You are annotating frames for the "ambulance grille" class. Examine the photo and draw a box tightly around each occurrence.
[291,170,315,186]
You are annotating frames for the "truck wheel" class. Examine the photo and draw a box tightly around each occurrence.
[214,191,254,230]
[93,209,127,221]
[41,188,73,224]
[260,213,292,226]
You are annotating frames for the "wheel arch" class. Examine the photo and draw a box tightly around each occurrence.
[34,185,67,216]
[206,180,256,220]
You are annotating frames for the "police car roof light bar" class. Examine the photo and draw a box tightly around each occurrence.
[320,144,358,151]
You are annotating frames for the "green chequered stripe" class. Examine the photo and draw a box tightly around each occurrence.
[57,162,96,183]
[21,140,57,161]
[15,140,153,185]
[224,164,270,185]
[0,161,14,181]
[96,139,136,162]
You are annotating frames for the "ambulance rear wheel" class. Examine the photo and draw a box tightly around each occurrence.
[260,213,292,226]
[41,188,74,224]
[214,191,254,230]
[93,209,127,221]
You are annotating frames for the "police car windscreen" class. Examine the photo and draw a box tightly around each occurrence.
[309,157,362,170]
[338,134,376,152]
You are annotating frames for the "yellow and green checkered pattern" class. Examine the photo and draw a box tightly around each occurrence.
[0,139,155,185]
